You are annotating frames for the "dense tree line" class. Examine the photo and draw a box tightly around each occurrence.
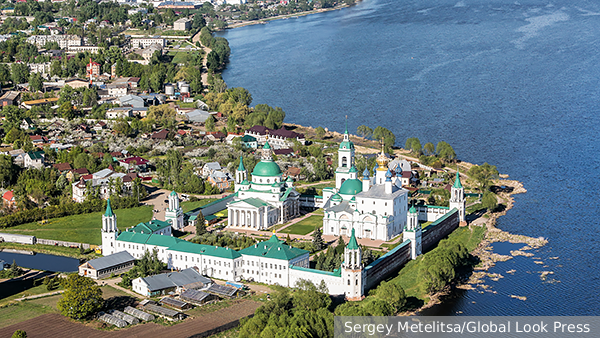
[238,280,334,338]
[417,238,470,294]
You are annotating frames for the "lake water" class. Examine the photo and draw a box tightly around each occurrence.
[0,251,79,273]
[218,0,600,315]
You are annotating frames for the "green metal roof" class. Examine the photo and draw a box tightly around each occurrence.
[453,170,463,189]
[263,141,272,150]
[238,156,245,171]
[349,166,358,173]
[27,150,44,160]
[229,197,271,208]
[339,140,354,150]
[117,231,242,259]
[239,235,308,261]
[347,228,360,250]
[129,220,172,234]
[279,188,294,201]
[338,178,363,196]
[290,265,341,277]
[104,199,114,217]
[331,193,342,201]
[170,190,177,196]
[409,205,417,214]
[251,160,282,177]
[241,135,256,142]
[240,179,250,185]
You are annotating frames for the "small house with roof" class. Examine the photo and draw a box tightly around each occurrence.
[240,135,257,149]
[78,251,135,279]
[24,151,45,169]
[20,117,34,130]
[207,171,233,191]
[132,268,211,297]
[118,156,149,172]
[2,190,15,208]
[202,162,221,177]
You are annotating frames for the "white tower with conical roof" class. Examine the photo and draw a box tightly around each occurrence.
[165,191,184,230]
[449,169,466,225]
[342,229,364,301]
[235,156,248,191]
[335,118,355,189]
[403,204,422,259]
[101,199,118,256]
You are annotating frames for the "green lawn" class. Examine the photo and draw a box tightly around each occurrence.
[0,206,152,245]
[181,199,218,213]
[168,51,189,64]
[0,283,63,306]
[279,215,323,235]
[0,299,59,329]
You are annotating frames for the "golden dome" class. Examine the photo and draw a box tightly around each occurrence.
[376,144,389,171]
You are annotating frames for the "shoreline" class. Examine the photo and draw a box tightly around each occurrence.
[225,4,353,30]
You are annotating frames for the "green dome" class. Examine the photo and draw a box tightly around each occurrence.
[409,205,417,214]
[331,193,343,201]
[241,179,250,185]
[339,140,354,150]
[339,178,363,196]
[252,160,282,177]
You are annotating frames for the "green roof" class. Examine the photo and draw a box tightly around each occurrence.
[347,228,359,250]
[27,150,44,160]
[104,199,114,217]
[241,135,256,142]
[263,141,271,150]
[290,265,341,277]
[170,190,177,196]
[453,170,463,189]
[331,193,342,201]
[280,187,294,201]
[129,220,172,234]
[238,156,245,171]
[409,205,417,214]
[229,197,271,208]
[239,234,308,261]
[338,178,362,196]
[240,179,249,185]
[117,231,242,259]
[252,160,282,177]
[349,166,358,173]
[339,140,354,150]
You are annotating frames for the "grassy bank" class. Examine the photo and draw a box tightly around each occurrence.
[389,225,486,305]
[279,215,323,235]
[0,206,152,245]
[0,242,100,260]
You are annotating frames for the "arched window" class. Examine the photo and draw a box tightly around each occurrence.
[342,157,347,167]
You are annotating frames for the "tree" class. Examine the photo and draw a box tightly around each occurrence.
[57,102,75,120]
[11,330,27,338]
[57,274,103,319]
[205,115,215,131]
[436,141,456,162]
[315,126,325,139]
[0,64,10,84]
[423,142,435,156]
[356,125,373,139]
[482,190,498,212]
[405,137,422,155]
[11,63,29,84]
[312,227,325,251]
[468,162,499,191]
[0,155,19,186]
[29,73,43,93]
[195,211,206,235]
[372,126,396,152]
[374,281,406,312]
[113,119,133,136]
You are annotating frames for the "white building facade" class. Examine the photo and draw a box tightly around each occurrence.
[227,144,300,230]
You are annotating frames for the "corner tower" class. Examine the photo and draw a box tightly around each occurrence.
[335,119,355,189]
[449,169,466,225]
[403,204,422,259]
[101,199,118,256]
[342,229,365,301]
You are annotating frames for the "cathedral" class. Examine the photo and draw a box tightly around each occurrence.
[226,141,301,230]
[322,124,466,241]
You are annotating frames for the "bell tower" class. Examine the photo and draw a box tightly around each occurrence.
[235,156,248,191]
[101,199,118,256]
[342,229,365,301]
[165,191,184,230]
[403,204,422,259]
[335,117,355,189]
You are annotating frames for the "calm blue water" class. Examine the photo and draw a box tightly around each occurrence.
[0,252,79,272]
[218,0,600,316]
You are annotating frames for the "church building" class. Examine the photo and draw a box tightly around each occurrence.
[226,142,301,230]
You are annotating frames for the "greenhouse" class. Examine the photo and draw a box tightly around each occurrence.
[124,306,155,322]
[98,313,128,328]
[109,309,140,325]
